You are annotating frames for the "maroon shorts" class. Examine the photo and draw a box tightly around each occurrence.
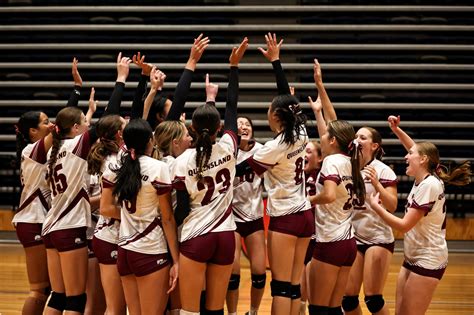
[117,247,170,277]
[235,218,264,238]
[269,209,314,238]
[180,231,235,265]
[357,242,395,255]
[313,238,357,267]
[42,227,88,252]
[403,261,446,280]
[304,239,316,265]
[92,236,118,265]
[15,223,43,248]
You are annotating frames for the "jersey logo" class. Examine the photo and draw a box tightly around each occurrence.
[156,258,167,266]
[74,237,84,245]
[111,250,118,260]
[34,234,42,241]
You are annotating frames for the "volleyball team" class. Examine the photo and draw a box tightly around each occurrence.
[13,33,471,315]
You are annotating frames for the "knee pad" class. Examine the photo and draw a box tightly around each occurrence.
[365,294,385,313]
[47,291,66,312]
[270,280,292,298]
[65,293,87,313]
[291,284,301,300]
[204,309,224,315]
[342,295,359,312]
[328,306,343,315]
[308,304,329,315]
[251,273,266,289]
[227,274,240,291]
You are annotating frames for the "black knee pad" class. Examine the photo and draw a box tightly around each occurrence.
[65,293,87,313]
[227,274,240,291]
[200,290,206,312]
[291,284,301,300]
[365,294,385,313]
[342,295,359,312]
[270,279,292,298]
[204,309,224,315]
[328,306,343,315]
[308,304,329,315]
[47,291,66,312]
[251,273,266,289]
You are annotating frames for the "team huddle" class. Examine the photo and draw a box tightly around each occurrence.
[13,34,471,315]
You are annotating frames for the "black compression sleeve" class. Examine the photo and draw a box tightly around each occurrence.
[130,74,148,119]
[166,68,194,121]
[104,82,125,116]
[272,60,290,95]
[224,66,238,134]
[66,85,81,107]
[174,190,191,226]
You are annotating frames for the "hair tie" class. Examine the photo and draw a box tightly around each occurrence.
[54,124,60,135]
[14,124,20,135]
[435,163,447,175]
[129,148,137,160]
[288,103,302,115]
[348,139,359,152]
[202,128,209,133]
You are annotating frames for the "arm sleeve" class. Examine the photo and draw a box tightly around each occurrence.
[272,60,290,95]
[174,189,191,226]
[66,85,81,107]
[104,82,125,116]
[224,66,238,134]
[130,74,148,119]
[166,68,194,121]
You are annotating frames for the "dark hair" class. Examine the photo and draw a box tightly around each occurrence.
[237,115,255,139]
[15,111,42,163]
[149,94,171,127]
[270,94,307,146]
[87,115,123,175]
[112,119,153,203]
[192,104,221,181]
[417,142,472,186]
[327,120,366,202]
[361,126,384,160]
[47,107,83,185]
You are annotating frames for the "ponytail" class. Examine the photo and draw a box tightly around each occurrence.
[436,161,472,186]
[47,127,63,185]
[195,129,213,181]
[348,140,366,202]
[270,94,307,146]
[15,111,41,165]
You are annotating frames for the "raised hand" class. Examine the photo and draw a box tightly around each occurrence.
[72,57,82,87]
[289,86,295,96]
[229,37,249,67]
[258,32,283,62]
[186,33,210,70]
[362,165,378,187]
[132,51,154,76]
[308,95,323,113]
[150,66,166,91]
[116,52,132,83]
[313,58,323,86]
[88,87,98,114]
[388,115,400,130]
[205,73,219,103]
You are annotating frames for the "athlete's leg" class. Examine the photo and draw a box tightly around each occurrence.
[363,246,392,315]
[399,272,439,315]
[290,237,310,315]
[245,229,267,313]
[45,248,65,315]
[343,251,364,315]
[205,262,234,311]
[22,244,50,315]
[136,265,170,315]
[226,232,241,314]
[121,275,140,315]
[59,247,88,315]
[179,254,206,312]
[99,263,126,315]
[84,257,106,315]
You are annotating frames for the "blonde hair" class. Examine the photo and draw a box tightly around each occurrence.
[153,120,187,160]
[417,142,472,186]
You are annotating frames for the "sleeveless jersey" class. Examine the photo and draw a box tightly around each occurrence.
[13,139,51,224]
[42,132,92,235]
[104,155,172,255]
[315,153,354,243]
[232,142,264,223]
[247,128,310,217]
[404,175,448,270]
[352,159,398,245]
[172,131,238,242]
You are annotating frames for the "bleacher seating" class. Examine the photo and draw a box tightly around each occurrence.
[0,1,472,213]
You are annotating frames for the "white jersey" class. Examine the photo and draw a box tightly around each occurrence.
[305,169,319,240]
[315,154,354,243]
[352,159,398,245]
[42,132,92,235]
[404,175,448,270]
[87,174,101,240]
[13,139,51,224]
[248,129,310,217]
[95,153,121,244]
[232,142,264,223]
[172,131,238,242]
[162,155,177,210]
[104,155,172,255]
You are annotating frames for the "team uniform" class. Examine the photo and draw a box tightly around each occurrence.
[403,175,448,280]
[93,153,121,265]
[87,175,101,258]
[352,159,398,254]
[42,132,92,252]
[103,155,172,277]
[172,131,238,265]
[304,168,319,264]
[13,139,51,247]
[247,129,312,237]
[313,153,356,267]
[161,155,178,210]
[232,142,264,237]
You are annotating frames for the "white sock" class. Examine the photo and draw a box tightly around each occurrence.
[229,313,237,315]
[170,310,181,315]
[180,310,199,315]
[249,308,258,315]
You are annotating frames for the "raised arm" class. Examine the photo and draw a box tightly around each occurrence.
[130,52,153,119]
[85,87,98,125]
[308,95,327,139]
[205,73,219,104]
[105,52,131,116]
[314,59,337,122]
[143,67,166,120]
[166,34,210,121]
[225,37,248,134]
[67,57,82,107]
[388,115,415,152]
[259,33,290,95]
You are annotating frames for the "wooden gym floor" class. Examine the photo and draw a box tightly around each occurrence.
[0,243,473,315]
